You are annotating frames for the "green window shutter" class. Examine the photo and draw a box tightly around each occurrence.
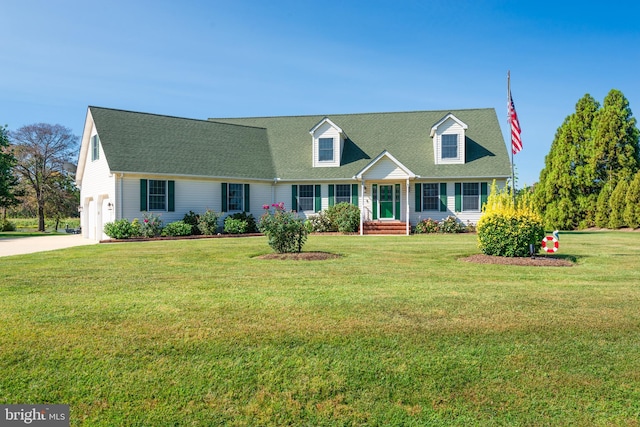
[395,184,401,220]
[372,184,378,220]
[440,183,447,212]
[315,185,322,212]
[455,183,462,212]
[415,183,422,212]
[291,185,298,211]
[481,182,488,210]
[140,179,147,211]
[244,184,250,212]
[221,183,227,212]
[351,184,358,206]
[168,180,175,212]
[328,185,335,207]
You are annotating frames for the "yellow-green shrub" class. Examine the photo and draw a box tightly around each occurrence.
[477,182,545,257]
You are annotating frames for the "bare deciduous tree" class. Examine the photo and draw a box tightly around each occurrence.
[10,123,78,231]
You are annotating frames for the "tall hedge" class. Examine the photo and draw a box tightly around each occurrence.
[477,182,545,257]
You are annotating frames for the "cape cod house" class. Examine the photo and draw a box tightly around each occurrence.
[76,107,511,240]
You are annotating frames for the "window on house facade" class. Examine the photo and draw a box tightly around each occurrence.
[335,184,351,204]
[422,183,439,211]
[318,138,334,162]
[441,134,458,159]
[228,183,244,211]
[462,183,480,211]
[148,180,167,211]
[298,184,315,211]
[91,135,100,161]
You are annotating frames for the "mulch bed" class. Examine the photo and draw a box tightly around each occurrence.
[255,252,340,261]
[461,254,574,267]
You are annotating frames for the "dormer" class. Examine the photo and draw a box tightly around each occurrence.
[430,113,468,165]
[309,117,345,167]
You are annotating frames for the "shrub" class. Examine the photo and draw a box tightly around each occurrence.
[0,219,16,232]
[198,209,220,235]
[104,219,137,239]
[326,202,360,233]
[415,218,439,234]
[224,217,248,234]
[608,179,628,229]
[440,216,466,233]
[182,211,201,235]
[140,212,163,238]
[306,211,336,233]
[477,182,545,257]
[258,203,308,253]
[226,212,257,233]
[163,220,193,237]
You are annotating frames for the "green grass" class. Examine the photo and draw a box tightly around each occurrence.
[3,217,80,233]
[1,233,639,426]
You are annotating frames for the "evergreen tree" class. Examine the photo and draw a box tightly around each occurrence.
[534,94,599,229]
[623,171,640,229]
[608,178,628,229]
[591,89,639,184]
[0,125,21,219]
[595,181,614,228]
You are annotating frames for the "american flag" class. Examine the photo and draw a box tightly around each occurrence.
[508,92,522,154]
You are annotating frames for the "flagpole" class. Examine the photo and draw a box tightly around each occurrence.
[508,70,516,200]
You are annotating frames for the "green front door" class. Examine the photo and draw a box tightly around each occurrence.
[379,185,394,219]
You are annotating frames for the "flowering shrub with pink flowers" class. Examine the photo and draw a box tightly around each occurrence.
[258,203,308,253]
[140,212,163,237]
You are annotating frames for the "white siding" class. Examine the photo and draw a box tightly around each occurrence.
[433,118,466,165]
[363,158,410,180]
[312,122,342,168]
[79,124,116,240]
[120,175,273,225]
[409,179,507,227]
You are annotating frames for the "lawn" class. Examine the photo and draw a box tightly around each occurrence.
[1,233,639,426]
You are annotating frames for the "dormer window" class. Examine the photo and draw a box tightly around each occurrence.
[319,138,334,162]
[309,117,344,168]
[430,113,468,165]
[441,134,458,159]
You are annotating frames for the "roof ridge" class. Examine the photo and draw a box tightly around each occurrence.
[209,107,495,121]
[89,106,267,131]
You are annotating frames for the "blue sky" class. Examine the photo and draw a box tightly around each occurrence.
[2,0,639,186]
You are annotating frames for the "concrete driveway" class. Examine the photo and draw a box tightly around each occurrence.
[0,234,98,257]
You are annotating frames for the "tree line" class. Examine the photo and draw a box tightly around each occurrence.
[1,123,78,232]
[534,89,640,230]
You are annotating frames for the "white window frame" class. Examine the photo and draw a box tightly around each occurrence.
[335,184,351,204]
[462,183,480,211]
[298,184,315,211]
[228,183,244,212]
[318,138,334,162]
[148,180,167,211]
[91,135,99,161]
[441,134,458,159]
[422,183,440,211]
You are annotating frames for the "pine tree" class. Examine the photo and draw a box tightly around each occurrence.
[595,181,614,228]
[0,125,21,220]
[534,94,599,229]
[608,179,629,229]
[591,89,640,184]
[623,171,640,229]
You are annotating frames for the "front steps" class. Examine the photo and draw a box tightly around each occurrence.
[363,221,408,235]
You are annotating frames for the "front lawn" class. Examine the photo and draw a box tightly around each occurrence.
[1,233,639,425]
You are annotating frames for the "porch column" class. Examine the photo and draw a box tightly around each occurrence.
[360,180,365,236]
[406,179,410,235]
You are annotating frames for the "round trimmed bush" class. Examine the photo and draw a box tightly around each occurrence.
[477,182,545,257]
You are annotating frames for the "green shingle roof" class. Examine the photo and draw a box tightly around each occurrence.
[212,109,511,180]
[89,107,275,179]
[89,106,511,181]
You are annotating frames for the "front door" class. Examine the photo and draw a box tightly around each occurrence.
[379,185,394,219]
